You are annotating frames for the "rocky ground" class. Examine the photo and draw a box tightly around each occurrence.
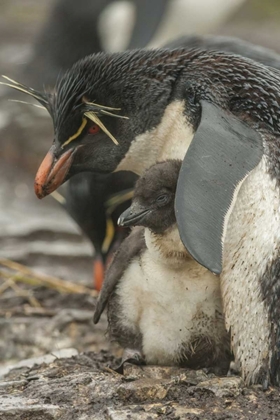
[1,0,280,418]
[0,283,280,420]
[2,352,280,420]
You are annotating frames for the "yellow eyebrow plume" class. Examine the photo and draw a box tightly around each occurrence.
[61,117,87,149]
[101,217,115,254]
[1,75,48,104]
[9,99,46,109]
[82,97,121,111]
[101,189,134,254]
[105,189,134,210]
[84,111,119,145]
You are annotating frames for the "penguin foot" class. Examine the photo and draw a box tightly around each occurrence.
[114,348,146,374]
[202,358,231,377]
[202,365,228,377]
[229,360,241,376]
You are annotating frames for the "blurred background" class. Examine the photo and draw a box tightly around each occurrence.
[1,0,280,369]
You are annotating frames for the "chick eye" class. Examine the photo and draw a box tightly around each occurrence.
[88,124,100,135]
[156,194,168,205]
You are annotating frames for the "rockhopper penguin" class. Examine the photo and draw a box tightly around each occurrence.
[3,48,280,386]
[20,0,169,290]
[24,3,274,293]
[23,32,280,293]
[94,160,231,373]
[55,171,138,290]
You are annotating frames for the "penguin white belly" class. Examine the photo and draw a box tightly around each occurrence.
[222,156,280,384]
[115,244,223,365]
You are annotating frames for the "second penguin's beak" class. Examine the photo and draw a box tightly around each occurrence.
[93,254,105,292]
[34,145,76,199]
[118,203,151,227]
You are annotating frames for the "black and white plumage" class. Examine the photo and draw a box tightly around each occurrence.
[94,160,231,373]
[4,45,280,387]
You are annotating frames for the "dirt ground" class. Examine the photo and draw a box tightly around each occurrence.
[1,0,280,418]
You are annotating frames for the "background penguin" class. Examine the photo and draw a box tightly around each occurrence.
[94,160,231,374]
[22,0,170,89]
[54,171,138,290]
[4,47,280,387]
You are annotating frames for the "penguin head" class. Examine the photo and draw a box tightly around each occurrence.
[118,160,182,234]
[26,49,179,198]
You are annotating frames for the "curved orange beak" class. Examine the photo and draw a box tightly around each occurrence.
[93,256,105,292]
[34,146,75,199]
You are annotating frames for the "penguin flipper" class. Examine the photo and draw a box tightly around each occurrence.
[93,226,146,324]
[175,100,263,274]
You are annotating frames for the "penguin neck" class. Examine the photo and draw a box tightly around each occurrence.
[115,100,194,175]
[144,224,190,267]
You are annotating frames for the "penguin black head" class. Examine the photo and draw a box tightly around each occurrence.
[118,160,181,234]
[2,49,191,198]
[27,49,183,199]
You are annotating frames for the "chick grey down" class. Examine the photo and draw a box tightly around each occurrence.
[94,160,231,373]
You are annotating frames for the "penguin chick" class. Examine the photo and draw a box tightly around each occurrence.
[94,160,231,374]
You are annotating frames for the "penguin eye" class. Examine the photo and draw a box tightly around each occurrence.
[88,124,100,135]
[156,194,168,206]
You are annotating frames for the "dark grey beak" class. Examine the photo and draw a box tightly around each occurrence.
[118,204,151,227]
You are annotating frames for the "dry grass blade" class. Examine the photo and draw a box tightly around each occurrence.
[9,280,41,308]
[0,278,14,294]
[0,259,98,297]
[0,273,41,307]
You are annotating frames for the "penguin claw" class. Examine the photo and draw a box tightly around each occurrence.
[113,349,145,374]
[262,379,269,391]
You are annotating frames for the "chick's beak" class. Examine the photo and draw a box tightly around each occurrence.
[118,203,151,227]
[34,145,76,199]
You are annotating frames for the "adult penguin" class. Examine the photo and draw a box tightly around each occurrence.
[18,3,280,291]
[3,46,280,387]
[20,0,168,289]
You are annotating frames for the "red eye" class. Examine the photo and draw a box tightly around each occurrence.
[88,124,100,135]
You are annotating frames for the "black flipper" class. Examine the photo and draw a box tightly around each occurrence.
[93,226,146,324]
[175,101,263,274]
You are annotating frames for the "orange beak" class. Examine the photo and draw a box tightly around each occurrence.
[34,146,75,199]
[93,256,105,292]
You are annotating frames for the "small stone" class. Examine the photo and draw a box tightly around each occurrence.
[117,378,169,402]
[0,348,78,379]
[195,376,244,398]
